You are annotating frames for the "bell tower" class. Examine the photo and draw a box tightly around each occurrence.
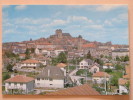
[55,29,63,38]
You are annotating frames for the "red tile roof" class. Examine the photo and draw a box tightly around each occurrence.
[118,78,129,85]
[82,43,96,48]
[56,63,67,68]
[92,72,110,78]
[46,84,100,95]
[22,59,39,63]
[5,75,34,83]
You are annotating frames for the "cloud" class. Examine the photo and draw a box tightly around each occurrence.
[95,5,126,12]
[15,5,27,10]
[68,16,93,23]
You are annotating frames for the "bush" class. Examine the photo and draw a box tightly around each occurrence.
[105,69,112,73]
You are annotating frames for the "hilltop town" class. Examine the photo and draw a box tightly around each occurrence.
[2,29,130,95]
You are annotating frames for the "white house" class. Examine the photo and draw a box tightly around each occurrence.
[35,48,41,55]
[35,66,65,88]
[103,63,115,69]
[89,64,100,74]
[79,59,94,69]
[92,72,110,84]
[54,49,65,56]
[112,49,129,58]
[118,78,129,94]
[4,75,34,94]
[20,59,40,69]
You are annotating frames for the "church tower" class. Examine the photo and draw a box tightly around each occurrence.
[55,29,63,38]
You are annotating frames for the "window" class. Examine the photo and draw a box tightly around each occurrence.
[9,83,11,86]
[37,78,40,81]
[49,78,53,81]
[50,84,53,85]
[20,83,23,86]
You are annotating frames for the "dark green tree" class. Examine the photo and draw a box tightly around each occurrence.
[3,73,10,81]
[86,51,92,59]
[6,64,13,72]
[25,48,30,59]
[57,52,67,63]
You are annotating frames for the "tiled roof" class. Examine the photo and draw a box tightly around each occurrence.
[92,72,110,77]
[118,78,128,85]
[56,63,67,68]
[36,66,64,79]
[22,59,40,63]
[5,75,34,83]
[82,43,96,48]
[46,84,100,95]
[104,63,113,66]
[123,74,130,79]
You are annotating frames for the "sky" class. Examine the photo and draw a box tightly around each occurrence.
[2,5,129,44]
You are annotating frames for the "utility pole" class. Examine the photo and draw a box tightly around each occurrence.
[104,73,107,95]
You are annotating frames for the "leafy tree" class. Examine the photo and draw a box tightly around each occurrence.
[105,68,112,73]
[86,51,93,59]
[115,64,124,70]
[3,73,10,81]
[57,52,67,63]
[94,58,103,66]
[25,48,30,59]
[110,72,123,86]
[6,64,13,72]
[116,56,120,61]
[100,54,104,58]
[124,55,129,62]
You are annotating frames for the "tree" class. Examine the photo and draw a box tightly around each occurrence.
[6,64,13,72]
[124,55,129,62]
[57,52,67,63]
[86,51,92,59]
[25,48,30,59]
[31,48,35,54]
[3,73,10,81]
[95,58,103,66]
[110,72,123,87]
[105,68,112,73]
[115,64,124,70]
[116,56,120,61]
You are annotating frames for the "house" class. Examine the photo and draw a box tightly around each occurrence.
[118,65,130,94]
[112,49,129,58]
[35,55,48,66]
[35,48,41,55]
[56,63,67,76]
[118,78,129,94]
[46,84,100,95]
[4,75,34,94]
[35,66,65,88]
[20,59,40,69]
[89,64,100,74]
[54,49,65,56]
[103,63,115,69]
[19,54,26,59]
[92,72,110,84]
[13,48,26,54]
[79,59,94,69]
